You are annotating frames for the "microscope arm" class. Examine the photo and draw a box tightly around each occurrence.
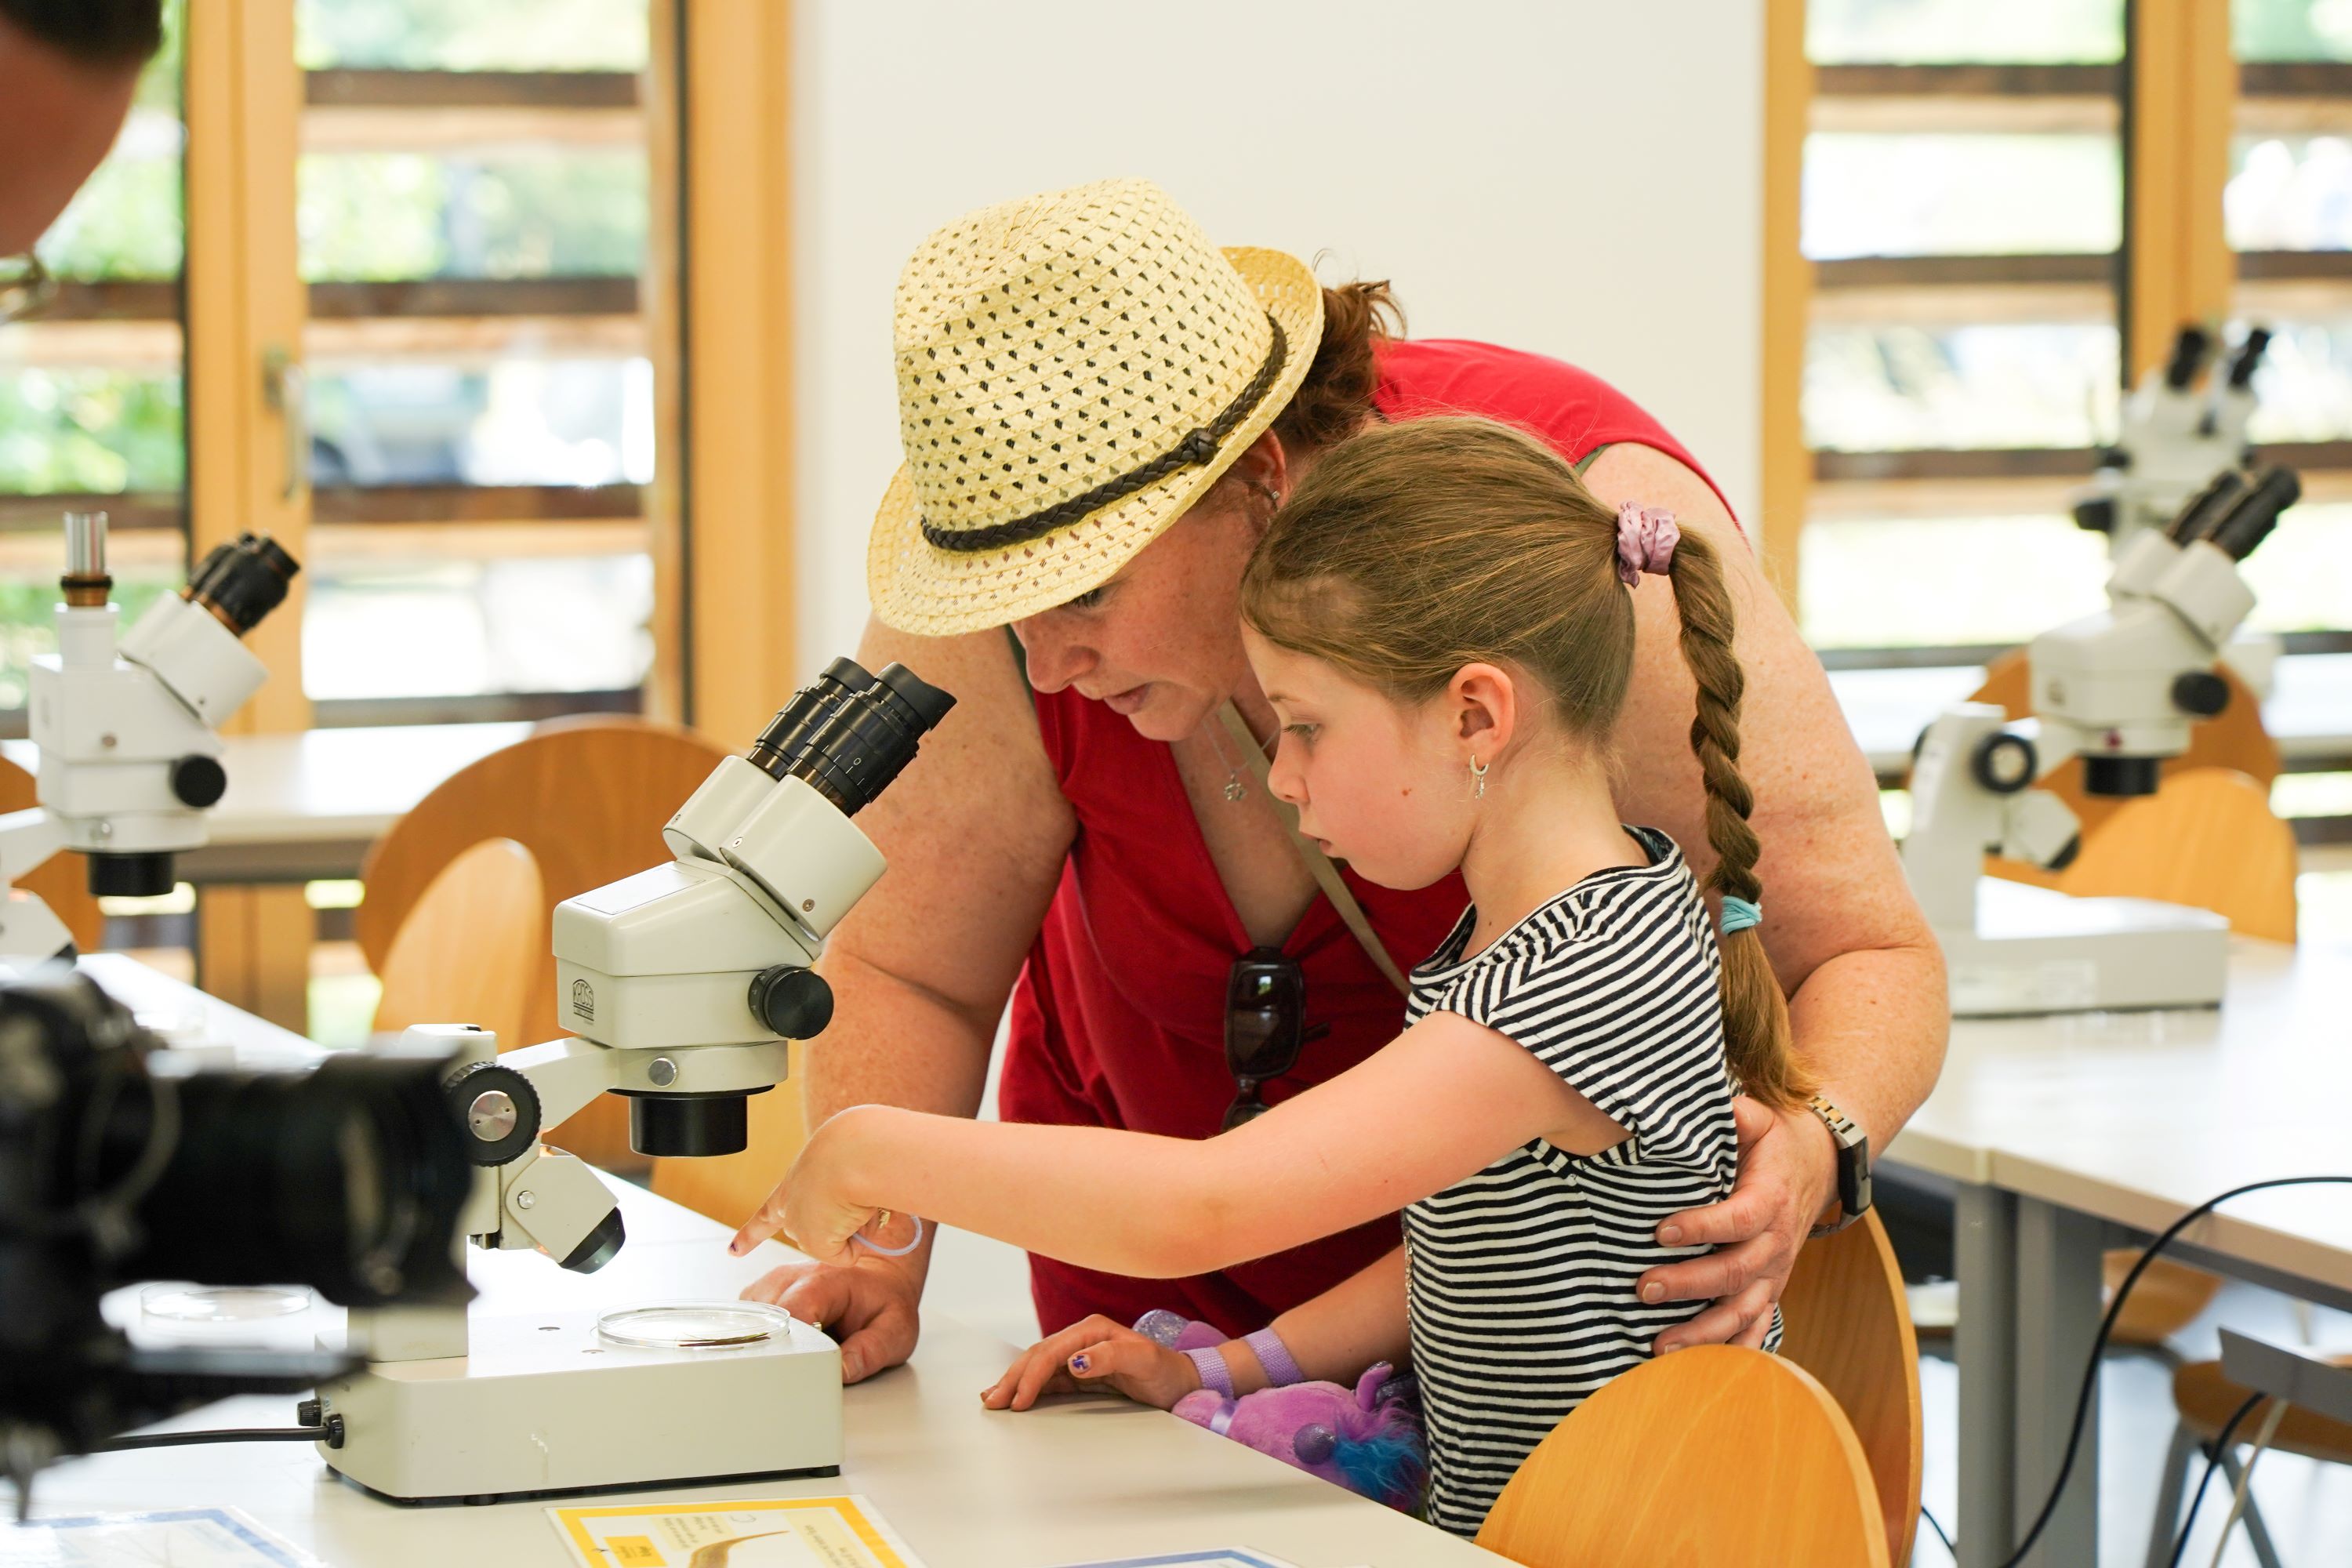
[0,808,66,883]
[445,1035,629,1271]
[0,808,75,963]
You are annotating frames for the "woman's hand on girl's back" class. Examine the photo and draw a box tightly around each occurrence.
[983,1315,1203,1412]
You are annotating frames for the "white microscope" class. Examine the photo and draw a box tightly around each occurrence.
[311,657,955,1503]
[2074,325,2269,554]
[1905,465,2298,1015]
[2075,323,2283,695]
[0,512,298,962]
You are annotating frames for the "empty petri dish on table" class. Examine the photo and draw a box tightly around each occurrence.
[595,1301,800,1350]
[140,1284,312,1322]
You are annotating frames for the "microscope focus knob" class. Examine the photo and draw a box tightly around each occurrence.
[2171,670,2230,717]
[1969,731,2038,795]
[444,1060,539,1166]
[169,754,228,808]
[750,964,835,1040]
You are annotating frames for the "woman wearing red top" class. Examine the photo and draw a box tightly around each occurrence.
[742,180,1946,1388]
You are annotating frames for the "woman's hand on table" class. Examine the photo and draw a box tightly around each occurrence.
[984,1315,1203,1412]
[738,1256,921,1385]
[1635,1094,1838,1352]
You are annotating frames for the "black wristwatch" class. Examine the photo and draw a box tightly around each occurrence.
[1804,1093,1872,1237]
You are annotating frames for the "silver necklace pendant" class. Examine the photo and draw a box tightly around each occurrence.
[1224,771,1247,802]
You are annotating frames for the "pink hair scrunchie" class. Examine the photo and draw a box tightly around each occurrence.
[1615,501,1679,589]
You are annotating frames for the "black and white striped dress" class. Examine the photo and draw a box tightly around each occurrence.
[1401,824,1780,1537]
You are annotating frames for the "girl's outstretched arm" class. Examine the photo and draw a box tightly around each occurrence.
[730,1008,1622,1279]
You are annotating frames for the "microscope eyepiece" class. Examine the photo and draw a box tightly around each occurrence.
[2165,325,2212,391]
[2206,465,2299,563]
[746,657,872,781]
[184,532,300,637]
[2166,467,2252,546]
[2227,326,2272,390]
[746,662,958,817]
[786,663,957,817]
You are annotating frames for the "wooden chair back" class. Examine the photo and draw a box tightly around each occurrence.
[2050,766,2299,943]
[356,717,731,1167]
[0,754,102,953]
[370,837,543,1053]
[1475,1345,1889,1568]
[1779,1210,1924,1566]
[1967,649,2281,890]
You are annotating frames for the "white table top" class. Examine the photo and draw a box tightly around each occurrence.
[28,960,1502,1566]
[1886,937,2352,1294]
[5,722,532,880]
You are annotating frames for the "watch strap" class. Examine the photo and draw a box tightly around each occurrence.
[1804,1092,1872,1237]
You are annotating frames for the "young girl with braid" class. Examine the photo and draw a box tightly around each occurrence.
[734,415,1811,1537]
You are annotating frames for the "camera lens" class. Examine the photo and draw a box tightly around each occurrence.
[4,973,472,1308]
[785,662,957,817]
[184,532,300,638]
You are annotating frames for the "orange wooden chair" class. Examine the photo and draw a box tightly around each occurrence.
[368,837,543,1054]
[1475,1345,1889,1568]
[1780,1211,1925,1566]
[356,717,731,1170]
[0,753,102,955]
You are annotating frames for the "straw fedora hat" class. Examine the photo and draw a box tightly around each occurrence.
[867,178,1325,637]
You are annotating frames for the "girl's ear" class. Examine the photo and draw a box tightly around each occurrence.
[1448,662,1518,755]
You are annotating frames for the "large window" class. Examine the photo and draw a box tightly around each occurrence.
[1783,0,2352,848]
[1798,1,2125,657]
[292,0,667,724]
[0,2,187,719]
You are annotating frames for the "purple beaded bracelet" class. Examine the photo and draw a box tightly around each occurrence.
[1243,1327,1305,1388]
[1184,1345,1234,1397]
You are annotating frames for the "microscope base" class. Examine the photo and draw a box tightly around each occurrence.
[316,1306,844,1504]
[1943,878,2228,1016]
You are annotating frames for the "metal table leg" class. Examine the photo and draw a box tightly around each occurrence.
[2013,1196,2105,1568]
[1957,1181,2017,1568]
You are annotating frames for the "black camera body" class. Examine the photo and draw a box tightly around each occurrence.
[0,969,472,1501]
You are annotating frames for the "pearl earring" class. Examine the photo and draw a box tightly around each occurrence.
[1469,756,1489,799]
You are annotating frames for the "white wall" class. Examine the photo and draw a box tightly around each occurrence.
[791,0,1763,677]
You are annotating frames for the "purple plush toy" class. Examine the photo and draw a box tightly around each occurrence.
[1172,1363,1426,1513]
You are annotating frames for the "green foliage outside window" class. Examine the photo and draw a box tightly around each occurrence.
[0,375,186,495]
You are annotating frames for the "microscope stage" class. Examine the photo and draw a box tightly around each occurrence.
[317,1305,843,1504]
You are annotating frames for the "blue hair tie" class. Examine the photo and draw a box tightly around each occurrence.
[1720,896,1762,935]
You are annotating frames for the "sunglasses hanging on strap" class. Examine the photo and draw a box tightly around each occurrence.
[1217,702,1411,997]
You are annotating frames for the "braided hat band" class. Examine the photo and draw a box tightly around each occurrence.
[920,314,1288,554]
[868,179,1326,637]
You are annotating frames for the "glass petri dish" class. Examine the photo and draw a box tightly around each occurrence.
[140,1284,311,1322]
[595,1301,799,1350]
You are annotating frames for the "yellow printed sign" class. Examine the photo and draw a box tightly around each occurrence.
[546,1497,924,1568]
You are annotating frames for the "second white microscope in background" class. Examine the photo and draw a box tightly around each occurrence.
[1904,465,2299,1015]
[0,512,299,963]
